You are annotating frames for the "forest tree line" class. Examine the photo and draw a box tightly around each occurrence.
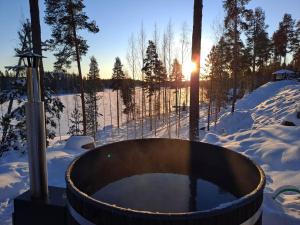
[204,2,300,129]
[1,0,300,152]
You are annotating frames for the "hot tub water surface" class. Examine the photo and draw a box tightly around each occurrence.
[92,173,237,213]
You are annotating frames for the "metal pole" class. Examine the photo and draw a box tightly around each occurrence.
[25,55,48,200]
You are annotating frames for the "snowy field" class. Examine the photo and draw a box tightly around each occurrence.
[0,80,300,224]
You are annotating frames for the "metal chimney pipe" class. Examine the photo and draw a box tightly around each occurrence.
[25,54,48,200]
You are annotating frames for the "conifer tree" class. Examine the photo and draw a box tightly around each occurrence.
[272,28,287,64]
[272,14,296,66]
[0,70,27,155]
[85,56,101,138]
[0,20,64,155]
[121,78,135,119]
[223,0,250,113]
[293,21,300,70]
[142,40,165,130]
[245,7,271,90]
[170,59,184,114]
[138,22,147,138]
[154,57,167,135]
[205,37,230,130]
[280,14,296,65]
[112,57,125,129]
[68,96,82,135]
[45,0,99,135]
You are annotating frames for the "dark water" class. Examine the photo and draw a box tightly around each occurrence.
[91,173,237,213]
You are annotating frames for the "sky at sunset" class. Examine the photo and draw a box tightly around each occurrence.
[0,0,300,79]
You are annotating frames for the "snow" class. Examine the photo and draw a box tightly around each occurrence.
[203,81,300,224]
[0,80,300,224]
[64,136,95,151]
[272,69,295,75]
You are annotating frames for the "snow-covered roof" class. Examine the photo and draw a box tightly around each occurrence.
[272,69,295,75]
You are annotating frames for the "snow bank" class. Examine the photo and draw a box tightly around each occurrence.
[215,81,300,134]
[202,125,300,224]
[203,80,300,224]
[217,111,253,134]
[236,80,297,110]
[0,142,85,225]
[65,135,95,151]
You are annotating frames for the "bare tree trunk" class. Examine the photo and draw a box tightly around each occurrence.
[109,91,113,138]
[127,34,137,138]
[158,87,161,120]
[70,5,87,135]
[116,90,120,129]
[207,101,211,131]
[94,92,98,134]
[139,88,143,138]
[149,95,152,130]
[231,0,238,114]
[138,23,147,138]
[175,82,178,136]
[162,32,168,124]
[178,87,182,137]
[207,76,213,131]
[185,85,188,109]
[189,0,203,140]
[167,21,173,134]
[102,92,106,143]
[126,114,129,140]
[168,88,171,138]
[154,91,157,136]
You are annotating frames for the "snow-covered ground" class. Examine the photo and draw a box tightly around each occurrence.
[0,80,299,224]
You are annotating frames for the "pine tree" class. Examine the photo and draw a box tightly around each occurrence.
[170,59,184,114]
[272,14,296,66]
[272,28,287,64]
[223,0,250,113]
[44,88,65,140]
[45,0,99,135]
[293,21,300,70]
[205,38,231,130]
[0,70,27,155]
[121,78,135,118]
[0,20,31,152]
[0,20,64,155]
[154,57,167,135]
[85,56,101,138]
[280,14,296,65]
[68,96,82,135]
[245,7,271,90]
[142,40,164,131]
[112,57,125,129]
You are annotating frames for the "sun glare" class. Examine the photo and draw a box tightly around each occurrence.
[182,62,196,80]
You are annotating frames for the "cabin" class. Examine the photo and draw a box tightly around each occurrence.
[272,69,296,81]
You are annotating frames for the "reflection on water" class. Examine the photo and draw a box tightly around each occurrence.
[91,173,237,213]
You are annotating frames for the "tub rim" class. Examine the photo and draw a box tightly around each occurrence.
[65,138,266,219]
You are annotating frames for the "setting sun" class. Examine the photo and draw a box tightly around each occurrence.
[182,61,196,80]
